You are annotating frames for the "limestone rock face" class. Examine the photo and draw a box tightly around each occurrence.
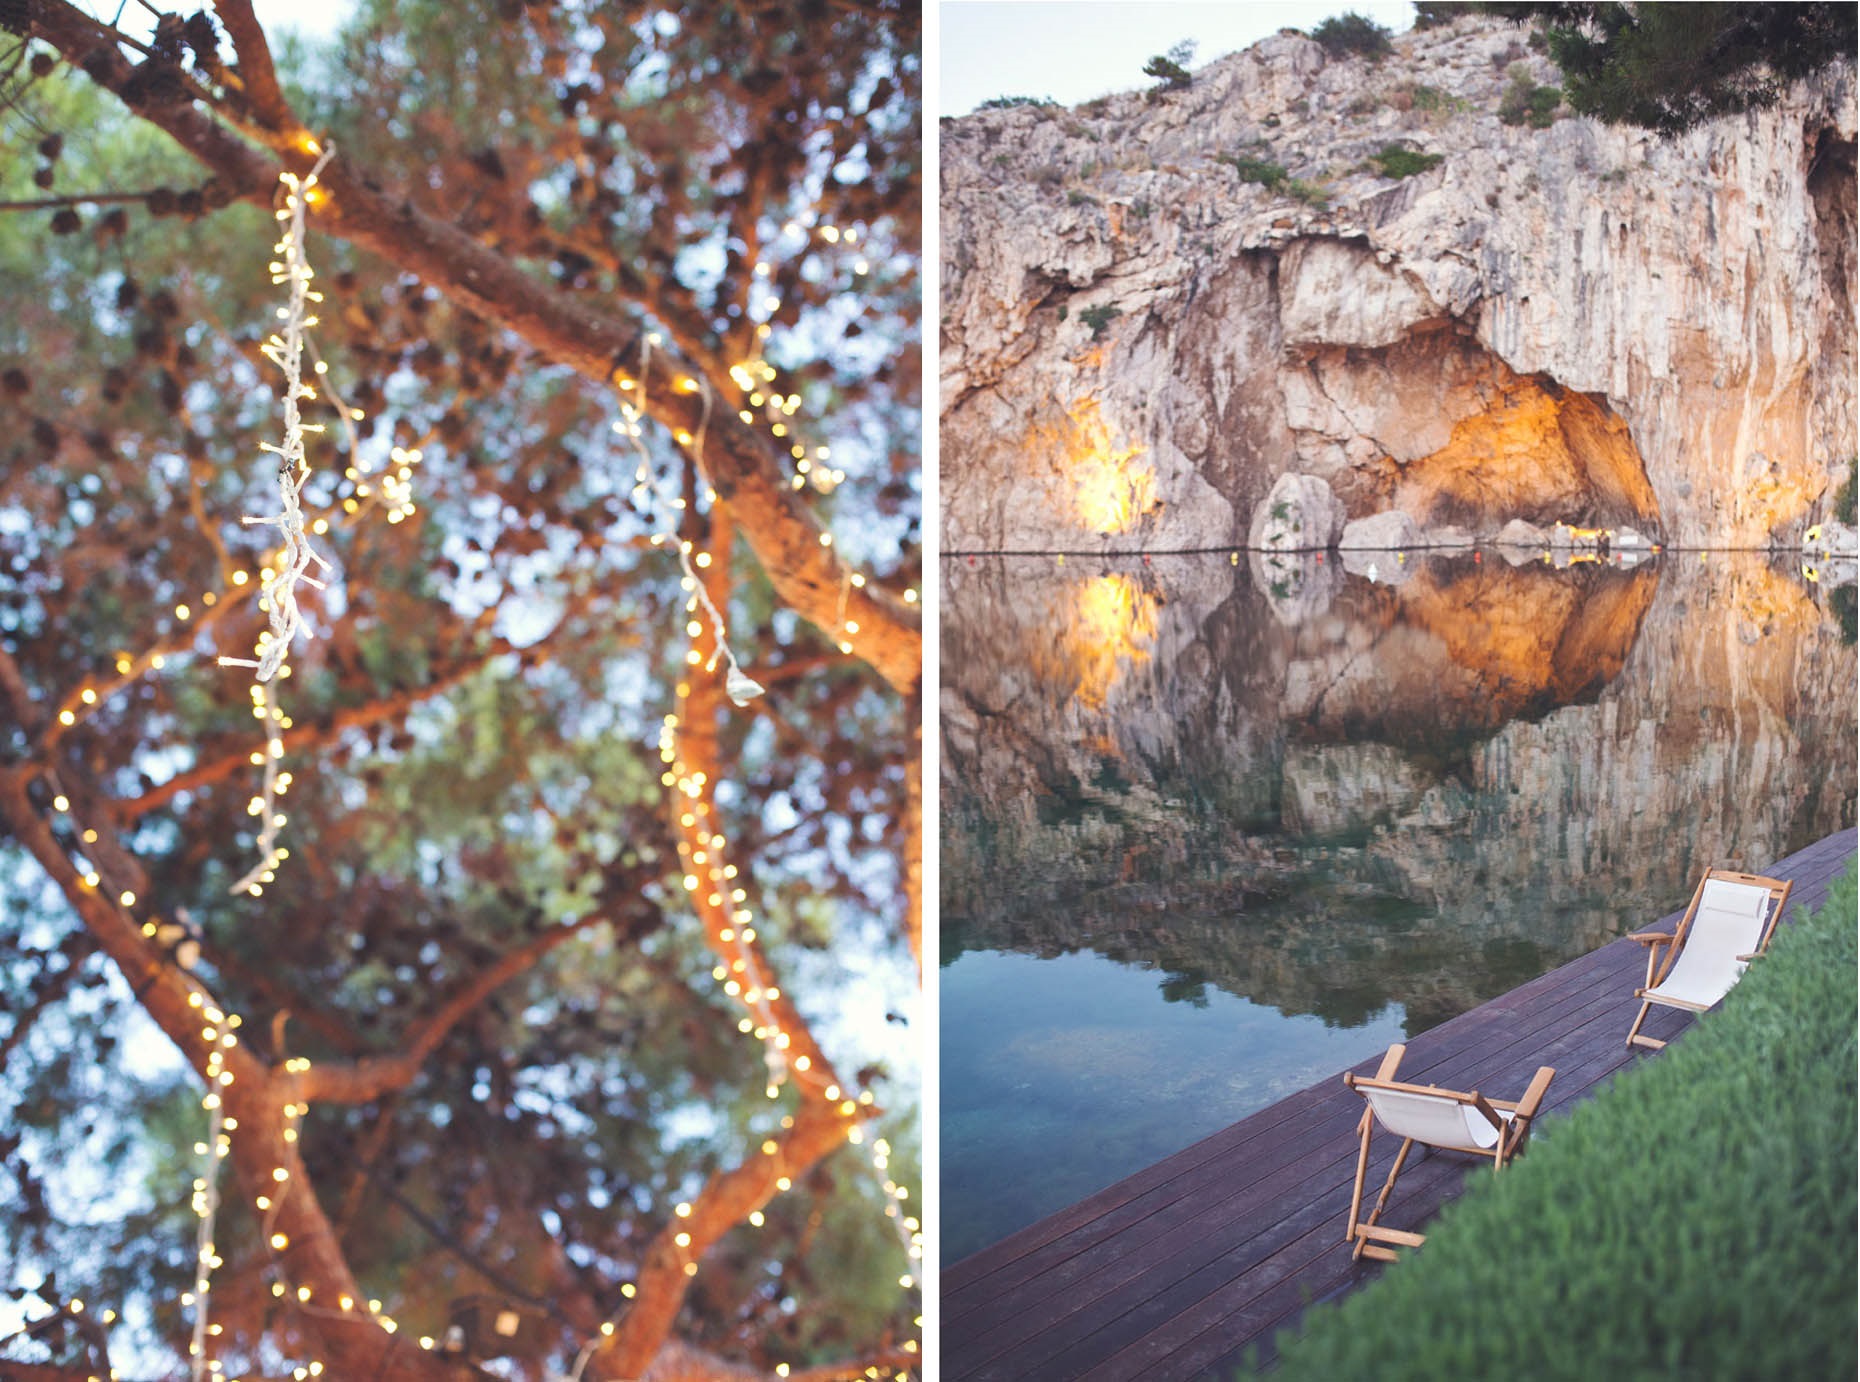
[1805,521,1859,555]
[1248,471,1346,551]
[942,16,1857,551]
[1341,510,1425,550]
[1495,518,1550,548]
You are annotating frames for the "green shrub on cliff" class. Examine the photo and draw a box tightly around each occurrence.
[1311,12,1396,61]
[1078,303,1121,339]
[1143,55,1192,91]
[1285,179,1330,208]
[1218,153,1289,189]
[977,94,1057,111]
[1499,67,1562,126]
[1408,82,1468,115]
[1370,144,1445,177]
[1143,38,1196,93]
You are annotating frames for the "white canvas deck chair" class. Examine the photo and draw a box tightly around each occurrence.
[1342,1043,1555,1262]
[1624,868,1793,1050]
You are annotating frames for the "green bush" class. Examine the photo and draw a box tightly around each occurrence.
[1066,189,1093,206]
[1286,178,1329,208]
[1311,12,1396,61]
[1144,54,1192,92]
[977,94,1056,111]
[1408,82,1467,115]
[1272,859,1860,1381]
[1499,69,1564,127]
[1371,144,1445,178]
[1079,303,1121,339]
[1219,154,1289,189]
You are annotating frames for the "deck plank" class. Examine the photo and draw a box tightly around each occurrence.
[943,829,1856,1380]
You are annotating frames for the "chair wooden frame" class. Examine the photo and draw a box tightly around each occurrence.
[1623,868,1793,1050]
[1342,1043,1555,1262]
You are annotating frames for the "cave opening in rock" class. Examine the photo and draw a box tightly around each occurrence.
[1298,329,1663,535]
[1393,369,1661,532]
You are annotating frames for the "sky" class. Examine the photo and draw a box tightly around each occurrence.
[75,0,355,45]
[938,0,1420,115]
[250,0,354,41]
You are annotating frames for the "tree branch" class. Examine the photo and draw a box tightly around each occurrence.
[0,656,462,1382]
[195,936,370,1059]
[598,508,878,1378]
[208,0,300,138]
[597,1101,864,1382]
[116,620,565,822]
[29,0,921,699]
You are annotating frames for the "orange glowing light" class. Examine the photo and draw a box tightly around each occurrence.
[1062,574,1160,710]
[1035,399,1155,537]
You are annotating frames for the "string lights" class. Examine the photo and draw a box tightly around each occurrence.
[614,332,765,707]
[221,145,337,683]
[184,995,238,1382]
[602,280,922,1368]
[216,145,334,894]
[22,164,920,1382]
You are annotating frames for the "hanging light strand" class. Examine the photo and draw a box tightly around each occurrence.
[187,1039,230,1382]
[215,145,333,894]
[226,678,290,897]
[614,332,763,707]
[221,145,337,683]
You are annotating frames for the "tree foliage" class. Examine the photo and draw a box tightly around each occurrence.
[0,2,921,1380]
[1498,64,1565,126]
[1310,12,1397,62]
[1370,143,1447,177]
[1142,54,1192,92]
[1483,2,1859,134]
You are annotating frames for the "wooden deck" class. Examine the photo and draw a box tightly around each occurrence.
[942,828,1857,1381]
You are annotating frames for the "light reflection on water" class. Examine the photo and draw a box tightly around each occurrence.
[940,550,1857,1263]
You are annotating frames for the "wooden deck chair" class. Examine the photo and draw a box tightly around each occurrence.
[1342,1043,1555,1262]
[1623,868,1793,1050]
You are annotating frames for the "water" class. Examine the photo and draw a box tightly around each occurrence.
[939,548,1856,1263]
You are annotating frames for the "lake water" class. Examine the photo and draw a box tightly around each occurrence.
[939,548,1857,1263]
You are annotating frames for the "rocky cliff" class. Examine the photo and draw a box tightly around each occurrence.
[940,15,1858,552]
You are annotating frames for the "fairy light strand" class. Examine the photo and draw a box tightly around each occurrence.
[620,305,920,1364]
[221,144,337,682]
[216,145,333,894]
[615,332,764,707]
[187,1021,234,1382]
[226,679,291,897]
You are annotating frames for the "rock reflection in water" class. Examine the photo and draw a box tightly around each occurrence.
[941,551,1857,1254]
